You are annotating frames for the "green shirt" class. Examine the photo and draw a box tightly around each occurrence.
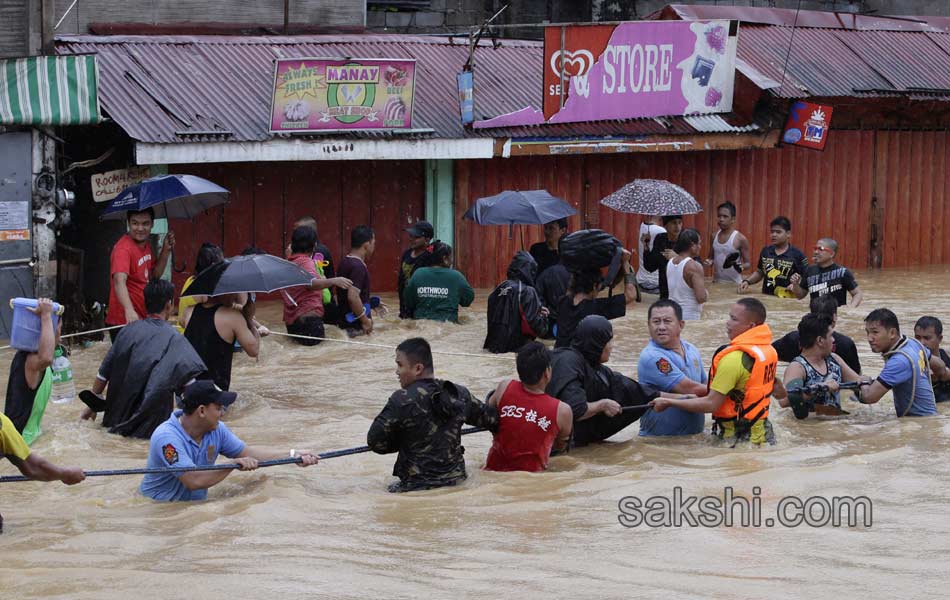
[405,267,475,323]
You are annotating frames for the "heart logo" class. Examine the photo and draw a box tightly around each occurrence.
[549,49,594,79]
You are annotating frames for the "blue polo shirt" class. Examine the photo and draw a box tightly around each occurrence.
[637,339,707,436]
[877,337,938,417]
[140,410,246,501]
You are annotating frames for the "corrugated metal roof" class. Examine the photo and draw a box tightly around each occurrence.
[737,25,950,98]
[683,115,758,133]
[653,4,950,33]
[55,33,748,144]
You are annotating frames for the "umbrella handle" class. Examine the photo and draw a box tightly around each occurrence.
[171,248,187,273]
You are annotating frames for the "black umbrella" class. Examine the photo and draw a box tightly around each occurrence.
[463,190,576,225]
[182,254,313,296]
[599,179,702,216]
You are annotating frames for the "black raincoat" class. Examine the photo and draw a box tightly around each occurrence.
[484,251,549,353]
[546,315,655,445]
[99,319,206,439]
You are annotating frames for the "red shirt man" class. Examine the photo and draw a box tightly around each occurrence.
[485,342,573,472]
[106,208,173,332]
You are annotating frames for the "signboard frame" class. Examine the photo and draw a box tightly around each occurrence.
[268,56,417,134]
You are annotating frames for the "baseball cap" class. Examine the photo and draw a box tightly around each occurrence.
[181,380,237,411]
[405,221,434,238]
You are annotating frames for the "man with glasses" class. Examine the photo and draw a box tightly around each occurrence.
[790,237,863,308]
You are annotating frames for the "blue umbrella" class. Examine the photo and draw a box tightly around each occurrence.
[99,174,229,221]
[462,190,576,225]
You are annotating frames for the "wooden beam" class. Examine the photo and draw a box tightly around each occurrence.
[493,131,781,157]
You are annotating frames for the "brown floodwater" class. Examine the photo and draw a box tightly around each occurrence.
[2,266,950,599]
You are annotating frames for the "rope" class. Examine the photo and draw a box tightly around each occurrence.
[0,427,487,483]
[0,321,636,368]
[0,324,123,351]
[266,329,638,368]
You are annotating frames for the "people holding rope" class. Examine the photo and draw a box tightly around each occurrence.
[141,381,318,501]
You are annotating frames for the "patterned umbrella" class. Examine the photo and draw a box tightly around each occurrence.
[599,179,702,216]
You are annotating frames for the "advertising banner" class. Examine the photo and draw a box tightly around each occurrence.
[783,101,833,151]
[269,58,416,133]
[474,20,736,130]
[543,20,737,124]
[458,71,474,125]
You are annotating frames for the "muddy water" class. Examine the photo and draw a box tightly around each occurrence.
[2,267,950,599]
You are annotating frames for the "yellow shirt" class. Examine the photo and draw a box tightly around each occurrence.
[709,350,754,401]
[1,413,31,461]
[176,276,198,334]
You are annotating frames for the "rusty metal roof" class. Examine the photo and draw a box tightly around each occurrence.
[55,33,752,144]
[653,4,950,33]
[652,5,950,99]
[736,26,950,98]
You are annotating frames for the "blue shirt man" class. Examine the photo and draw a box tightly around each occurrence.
[141,381,318,501]
[637,300,708,436]
[877,336,937,416]
[859,309,938,417]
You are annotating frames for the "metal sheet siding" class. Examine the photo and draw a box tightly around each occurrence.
[456,131,886,289]
[875,131,950,269]
[167,160,425,294]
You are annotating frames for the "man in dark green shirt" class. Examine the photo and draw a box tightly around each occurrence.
[404,242,475,323]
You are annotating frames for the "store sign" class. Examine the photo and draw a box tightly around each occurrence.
[90,166,151,202]
[475,20,737,129]
[543,20,737,123]
[783,101,833,150]
[269,58,416,133]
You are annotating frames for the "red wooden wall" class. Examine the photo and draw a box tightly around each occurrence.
[456,130,940,288]
[168,161,425,293]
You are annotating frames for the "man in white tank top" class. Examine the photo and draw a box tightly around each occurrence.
[703,201,751,284]
[667,229,707,320]
[636,216,667,294]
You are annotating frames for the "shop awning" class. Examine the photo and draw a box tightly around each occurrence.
[0,55,101,126]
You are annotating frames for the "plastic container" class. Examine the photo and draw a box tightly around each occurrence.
[9,298,64,352]
[345,296,381,323]
[50,346,75,404]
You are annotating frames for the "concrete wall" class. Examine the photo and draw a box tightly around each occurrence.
[367,0,950,36]
[52,0,364,33]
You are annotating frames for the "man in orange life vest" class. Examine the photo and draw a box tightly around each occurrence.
[650,298,787,445]
[484,342,573,472]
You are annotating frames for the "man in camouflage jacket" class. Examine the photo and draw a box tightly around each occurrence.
[368,337,498,492]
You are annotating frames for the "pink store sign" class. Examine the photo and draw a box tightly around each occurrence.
[269,58,416,133]
[475,20,737,129]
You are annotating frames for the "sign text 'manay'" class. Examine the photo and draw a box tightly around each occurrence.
[326,66,380,84]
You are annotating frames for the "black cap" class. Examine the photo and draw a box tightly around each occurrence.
[181,380,237,410]
[405,221,434,238]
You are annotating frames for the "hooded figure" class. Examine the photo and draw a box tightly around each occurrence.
[546,315,655,446]
[97,320,206,438]
[484,251,549,354]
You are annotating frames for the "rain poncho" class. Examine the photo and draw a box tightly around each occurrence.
[99,319,206,439]
[483,252,548,354]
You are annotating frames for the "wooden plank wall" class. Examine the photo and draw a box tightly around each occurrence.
[169,160,425,294]
[455,130,940,288]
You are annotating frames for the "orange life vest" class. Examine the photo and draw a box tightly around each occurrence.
[708,324,778,424]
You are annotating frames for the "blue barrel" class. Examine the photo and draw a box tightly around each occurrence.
[9,298,64,352]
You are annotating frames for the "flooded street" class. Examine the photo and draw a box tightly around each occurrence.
[3,267,950,599]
